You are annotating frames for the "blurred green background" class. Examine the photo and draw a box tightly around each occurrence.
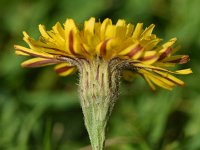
[0,0,200,149]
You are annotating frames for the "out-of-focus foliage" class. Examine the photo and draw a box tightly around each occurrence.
[0,0,199,149]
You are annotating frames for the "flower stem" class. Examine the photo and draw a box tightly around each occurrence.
[79,58,119,150]
[83,103,107,150]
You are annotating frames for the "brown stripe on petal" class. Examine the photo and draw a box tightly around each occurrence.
[180,55,190,64]
[153,70,185,86]
[25,38,68,55]
[127,44,143,58]
[100,39,109,56]
[15,49,50,59]
[80,43,89,55]
[156,73,184,86]
[55,66,73,74]
[69,30,76,55]
[165,77,184,86]
[167,55,190,64]
[34,45,67,55]
[22,59,58,68]
[140,55,158,61]
[158,47,172,60]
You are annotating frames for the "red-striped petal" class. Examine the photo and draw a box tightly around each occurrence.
[21,58,58,68]
[54,63,76,76]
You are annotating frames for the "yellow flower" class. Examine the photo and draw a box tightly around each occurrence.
[14,17,192,90]
[14,17,193,149]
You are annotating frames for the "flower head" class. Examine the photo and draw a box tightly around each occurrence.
[14,17,192,90]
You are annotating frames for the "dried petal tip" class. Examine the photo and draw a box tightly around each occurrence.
[179,55,190,64]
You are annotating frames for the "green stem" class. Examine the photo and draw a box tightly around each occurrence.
[83,103,107,150]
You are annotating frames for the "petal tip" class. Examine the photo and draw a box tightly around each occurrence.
[180,55,190,64]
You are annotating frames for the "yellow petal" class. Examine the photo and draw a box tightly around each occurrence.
[147,74,174,90]
[126,23,134,37]
[39,24,51,39]
[106,39,121,58]
[158,38,176,59]
[164,55,190,64]
[23,31,32,44]
[15,49,29,56]
[175,69,193,74]
[14,45,54,59]
[139,51,158,64]
[105,24,126,39]
[133,62,192,75]
[139,69,174,90]
[54,63,76,76]
[118,41,144,59]
[100,18,112,39]
[153,70,185,86]
[24,37,67,56]
[47,31,65,47]
[21,58,57,68]
[116,19,126,26]
[115,26,127,39]
[96,39,119,58]
[64,19,78,32]
[162,38,177,48]
[52,22,65,38]
[141,24,155,39]
[153,62,176,68]
[105,25,116,39]
[143,74,156,90]
[23,31,29,39]
[142,38,161,51]
[132,23,143,39]
[64,19,83,56]
[94,22,101,37]
[84,17,95,35]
